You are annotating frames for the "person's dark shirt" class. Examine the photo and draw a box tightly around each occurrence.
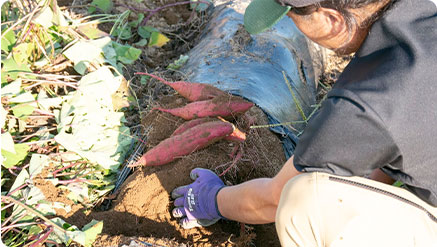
[293,0,437,206]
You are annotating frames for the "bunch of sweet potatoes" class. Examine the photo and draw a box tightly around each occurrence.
[131,73,253,167]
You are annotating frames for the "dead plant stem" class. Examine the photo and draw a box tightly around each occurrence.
[1,196,68,235]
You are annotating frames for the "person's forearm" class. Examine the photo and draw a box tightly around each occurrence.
[370,168,395,184]
[216,156,301,224]
[217,177,276,224]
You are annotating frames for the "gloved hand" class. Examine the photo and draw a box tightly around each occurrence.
[171,168,226,229]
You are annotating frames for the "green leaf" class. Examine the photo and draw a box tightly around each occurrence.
[82,220,103,247]
[89,0,113,13]
[28,225,43,236]
[88,6,97,13]
[24,186,46,205]
[190,0,212,12]
[112,26,132,40]
[129,13,144,27]
[12,43,32,65]
[37,90,64,111]
[74,61,88,75]
[1,143,30,168]
[393,181,405,187]
[138,26,158,39]
[12,104,35,120]
[1,58,31,83]
[49,217,85,245]
[112,42,141,65]
[1,38,10,53]
[118,47,141,64]
[51,2,68,27]
[140,76,149,85]
[65,183,89,202]
[134,38,148,47]
[3,29,16,45]
[8,168,29,196]
[9,92,35,104]
[1,132,15,153]
[1,29,16,53]
[55,102,75,133]
[167,55,189,70]
[148,31,170,47]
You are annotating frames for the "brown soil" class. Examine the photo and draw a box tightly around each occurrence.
[35,94,286,246]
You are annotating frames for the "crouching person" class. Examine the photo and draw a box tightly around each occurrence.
[172,0,437,246]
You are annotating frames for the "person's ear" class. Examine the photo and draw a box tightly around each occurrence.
[313,7,348,38]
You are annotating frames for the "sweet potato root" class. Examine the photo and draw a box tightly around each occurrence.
[225,127,246,142]
[172,118,246,142]
[136,72,226,102]
[130,121,234,167]
[154,95,254,120]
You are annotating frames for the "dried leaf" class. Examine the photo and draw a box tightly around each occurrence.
[1,78,22,96]
[1,132,15,153]
[0,105,7,128]
[29,154,50,178]
[77,24,109,39]
[148,32,170,47]
[55,67,132,170]
[33,6,54,29]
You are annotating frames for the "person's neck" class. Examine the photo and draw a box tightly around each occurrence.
[336,0,392,55]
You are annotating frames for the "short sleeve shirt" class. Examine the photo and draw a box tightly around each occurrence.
[293,0,437,206]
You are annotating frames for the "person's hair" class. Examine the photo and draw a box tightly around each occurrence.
[280,0,399,32]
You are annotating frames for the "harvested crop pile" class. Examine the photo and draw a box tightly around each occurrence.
[35,93,286,246]
[130,74,253,168]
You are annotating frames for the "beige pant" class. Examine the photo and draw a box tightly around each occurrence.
[275,172,437,247]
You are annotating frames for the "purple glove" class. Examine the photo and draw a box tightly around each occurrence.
[171,168,225,229]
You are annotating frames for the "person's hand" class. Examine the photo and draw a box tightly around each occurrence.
[171,168,226,229]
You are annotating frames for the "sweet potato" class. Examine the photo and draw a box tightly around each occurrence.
[154,95,254,120]
[135,72,226,101]
[171,118,215,137]
[172,118,246,142]
[130,121,234,167]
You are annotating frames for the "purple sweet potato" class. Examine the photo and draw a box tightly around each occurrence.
[135,72,226,101]
[171,118,246,142]
[130,121,234,167]
[154,95,254,120]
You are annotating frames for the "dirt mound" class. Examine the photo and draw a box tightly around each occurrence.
[36,95,286,246]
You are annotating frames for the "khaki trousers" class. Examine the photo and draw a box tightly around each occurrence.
[275,172,437,247]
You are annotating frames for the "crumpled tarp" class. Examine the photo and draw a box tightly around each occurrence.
[182,3,319,158]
